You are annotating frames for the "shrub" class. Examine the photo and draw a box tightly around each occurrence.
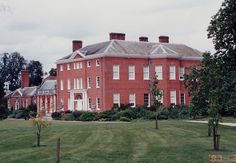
[120,117,131,122]
[15,110,24,119]
[51,112,62,120]
[79,112,96,121]
[62,113,75,121]
[97,110,118,121]
[158,107,169,120]
[119,104,130,111]
[72,111,84,121]
[0,105,10,120]
[118,108,136,119]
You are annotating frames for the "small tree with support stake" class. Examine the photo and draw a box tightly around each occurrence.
[151,75,163,129]
[30,114,50,147]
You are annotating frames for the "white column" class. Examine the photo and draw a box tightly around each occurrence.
[53,95,56,112]
[40,96,43,111]
[50,96,53,113]
[71,92,74,111]
[83,92,88,111]
[45,96,48,113]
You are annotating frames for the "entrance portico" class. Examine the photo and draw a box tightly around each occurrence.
[69,89,88,111]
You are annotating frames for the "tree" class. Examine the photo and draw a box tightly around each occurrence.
[208,0,236,115]
[184,52,223,150]
[26,60,43,86]
[49,68,57,76]
[30,114,50,146]
[151,75,163,129]
[0,52,26,90]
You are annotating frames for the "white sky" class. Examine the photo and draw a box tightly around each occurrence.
[0,0,223,71]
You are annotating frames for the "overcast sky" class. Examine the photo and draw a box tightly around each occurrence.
[0,0,223,71]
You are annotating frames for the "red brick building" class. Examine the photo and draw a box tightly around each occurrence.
[6,70,37,110]
[56,33,202,112]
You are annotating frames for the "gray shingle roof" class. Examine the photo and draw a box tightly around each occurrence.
[38,80,56,91]
[58,40,202,62]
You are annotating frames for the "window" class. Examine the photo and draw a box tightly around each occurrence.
[76,62,80,69]
[74,78,83,89]
[129,94,136,107]
[170,66,176,80]
[60,65,63,71]
[96,98,100,110]
[88,98,92,109]
[113,93,120,107]
[96,76,100,88]
[143,66,150,80]
[79,62,83,69]
[74,63,76,69]
[96,59,100,66]
[144,93,150,106]
[155,65,163,80]
[67,79,70,90]
[60,80,63,90]
[87,61,91,67]
[180,93,185,105]
[179,67,185,80]
[67,64,70,70]
[87,77,91,88]
[156,90,163,104]
[129,65,135,80]
[170,91,176,105]
[113,65,120,80]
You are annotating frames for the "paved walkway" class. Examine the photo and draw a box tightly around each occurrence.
[185,120,236,127]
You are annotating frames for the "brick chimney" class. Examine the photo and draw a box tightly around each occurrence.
[110,33,125,40]
[159,36,169,43]
[139,36,148,42]
[21,70,30,88]
[72,40,83,52]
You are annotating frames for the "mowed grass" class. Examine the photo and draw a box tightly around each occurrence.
[0,120,236,163]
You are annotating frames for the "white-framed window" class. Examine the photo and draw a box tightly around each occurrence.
[96,76,100,88]
[67,79,70,90]
[60,80,63,90]
[96,59,100,66]
[113,65,120,80]
[74,63,76,69]
[79,62,83,69]
[74,78,83,89]
[113,93,120,107]
[155,65,163,80]
[87,61,91,67]
[88,98,92,109]
[74,78,76,89]
[60,65,63,71]
[143,66,150,80]
[179,67,185,80]
[76,62,79,69]
[170,66,176,80]
[129,65,135,80]
[170,91,176,105]
[96,98,100,110]
[129,94,136,107]
[144,93,150,106]
[67,64,70,70]
[87,77,91,89]
[180,93,185,105]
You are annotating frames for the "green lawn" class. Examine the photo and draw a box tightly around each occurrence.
[0,119,236,163]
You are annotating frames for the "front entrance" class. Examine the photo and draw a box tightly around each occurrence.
[77,99,83,111]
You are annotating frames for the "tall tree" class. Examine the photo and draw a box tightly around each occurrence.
[49,68,57,76]
[0,52,26,90]
[26,60,43,86]
[207,0,236,114]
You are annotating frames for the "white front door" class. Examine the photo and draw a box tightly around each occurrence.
[77,100,83,111]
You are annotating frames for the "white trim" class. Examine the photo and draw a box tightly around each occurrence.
[55,53,203,64]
